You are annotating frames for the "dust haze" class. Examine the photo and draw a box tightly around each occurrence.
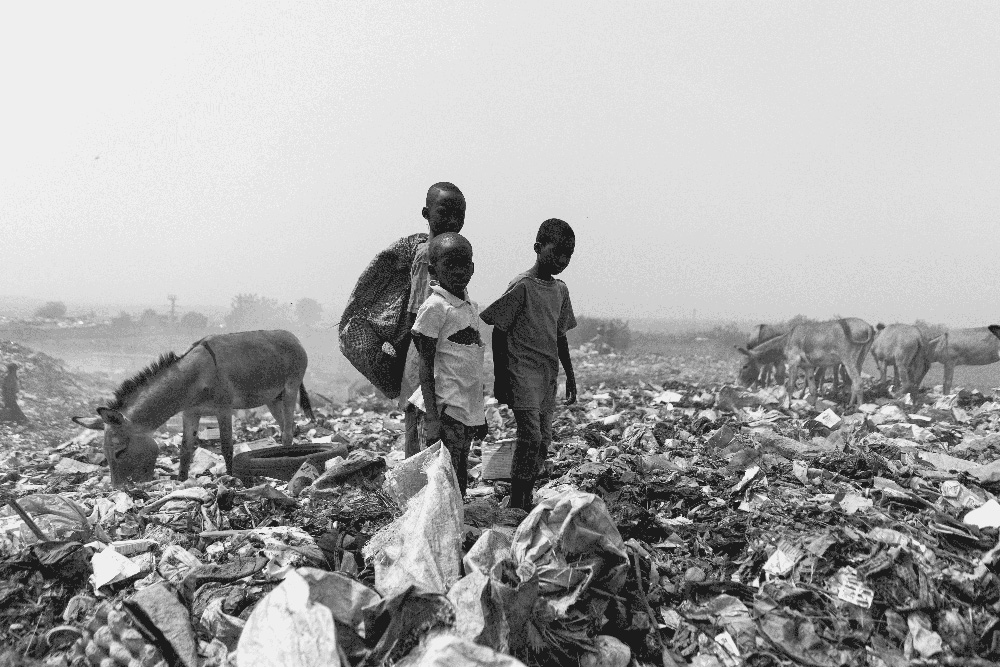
[1,2,998,392]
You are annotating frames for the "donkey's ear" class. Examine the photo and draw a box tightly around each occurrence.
[96,407,130,428]
[72,416,105,430]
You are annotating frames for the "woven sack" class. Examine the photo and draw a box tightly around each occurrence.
[339,233,427,398]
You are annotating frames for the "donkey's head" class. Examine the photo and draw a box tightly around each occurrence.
[72,408,158,486]
[735,347,762,387]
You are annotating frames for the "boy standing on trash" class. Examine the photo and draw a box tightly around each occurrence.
[481,218,577,510]
[411,232,485,497]
[400,182,467,458]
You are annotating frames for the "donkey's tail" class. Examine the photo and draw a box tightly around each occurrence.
[299,384,315,421]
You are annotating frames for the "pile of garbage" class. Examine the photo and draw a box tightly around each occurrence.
[7,351,1000,665]
[574,348,736,388]
[0,340,113,447]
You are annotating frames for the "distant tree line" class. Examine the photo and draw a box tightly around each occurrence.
[224,295,323,331]
[34,301,67,319]
[104,296,325,335]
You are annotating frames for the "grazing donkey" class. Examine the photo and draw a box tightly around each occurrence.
[870,323,930,395]
[737,331,788,388]
[742,324,789,387]
[73,330,313,486]
[739,318,874,408]
[925,326,1000,395]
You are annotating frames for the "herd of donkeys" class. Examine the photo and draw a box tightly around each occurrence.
[735,319,1000,409]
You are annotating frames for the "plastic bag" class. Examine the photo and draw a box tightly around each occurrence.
[447,529,512,646]
[508,486,629,666]
[0,493,96,554]
[383,442,443,508]
[364,445,464,598]
[396,633,527,667]
[237,568,381,667]
[360,587,456,667]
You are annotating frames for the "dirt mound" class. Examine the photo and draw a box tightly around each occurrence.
[0,340,114,449]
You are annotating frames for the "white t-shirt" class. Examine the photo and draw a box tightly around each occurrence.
[411,284,486,426]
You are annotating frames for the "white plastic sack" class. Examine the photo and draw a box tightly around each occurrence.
[383,442,443,508]
[396,633,526,667]
[365,445,464,598]
[237,569,343,667]
[447,529,513,643]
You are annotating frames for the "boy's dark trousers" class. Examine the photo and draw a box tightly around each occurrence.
[439,412,473,497]
[510,408,553,509]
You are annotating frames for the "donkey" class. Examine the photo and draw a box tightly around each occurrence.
[784,318,875,408]
[742,324,789,387]
[739,318,874,408]
[870,323,930,395]
[737,331,788,388]
[926,326,1000,395]
[73,330,313,486]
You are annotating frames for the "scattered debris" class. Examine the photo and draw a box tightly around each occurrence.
[4,345,1000,665]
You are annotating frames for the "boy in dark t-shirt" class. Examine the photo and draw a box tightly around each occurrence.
[480,219,577,510]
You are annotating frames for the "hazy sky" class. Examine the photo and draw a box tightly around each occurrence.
[2,2,998,326]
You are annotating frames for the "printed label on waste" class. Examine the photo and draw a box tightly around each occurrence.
[835,568,874,608]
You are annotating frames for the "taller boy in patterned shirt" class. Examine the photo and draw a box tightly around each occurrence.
[481,218,577,510]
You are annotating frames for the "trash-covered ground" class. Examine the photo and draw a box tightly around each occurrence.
[5,345,1000,666]
[0,341,114,450]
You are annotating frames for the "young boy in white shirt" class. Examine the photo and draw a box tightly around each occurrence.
[411,232,485,496]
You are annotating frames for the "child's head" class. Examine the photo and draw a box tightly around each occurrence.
[428,232,474,297]
[422,182,466,237]
[534,218,575,276]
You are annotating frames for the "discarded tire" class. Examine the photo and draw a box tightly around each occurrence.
[232,443,349,482]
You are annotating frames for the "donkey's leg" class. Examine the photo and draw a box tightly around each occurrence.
[841,357,864,408]
[217,409,234,474]
[279,381,299,446]
[265,401,287,445]
[179,411,200,481]
[898,355,912,397]
[806,367,819,406]
[786,362,800,399]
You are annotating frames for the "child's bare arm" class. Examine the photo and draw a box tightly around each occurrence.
[412,333,441,441]
[491,328,511,405]
[557,334,577,404]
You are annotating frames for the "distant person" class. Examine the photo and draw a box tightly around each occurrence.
[481,218,577,510]
[400,182,467,458]
[411,232,485,497]
[1,363,28,424]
